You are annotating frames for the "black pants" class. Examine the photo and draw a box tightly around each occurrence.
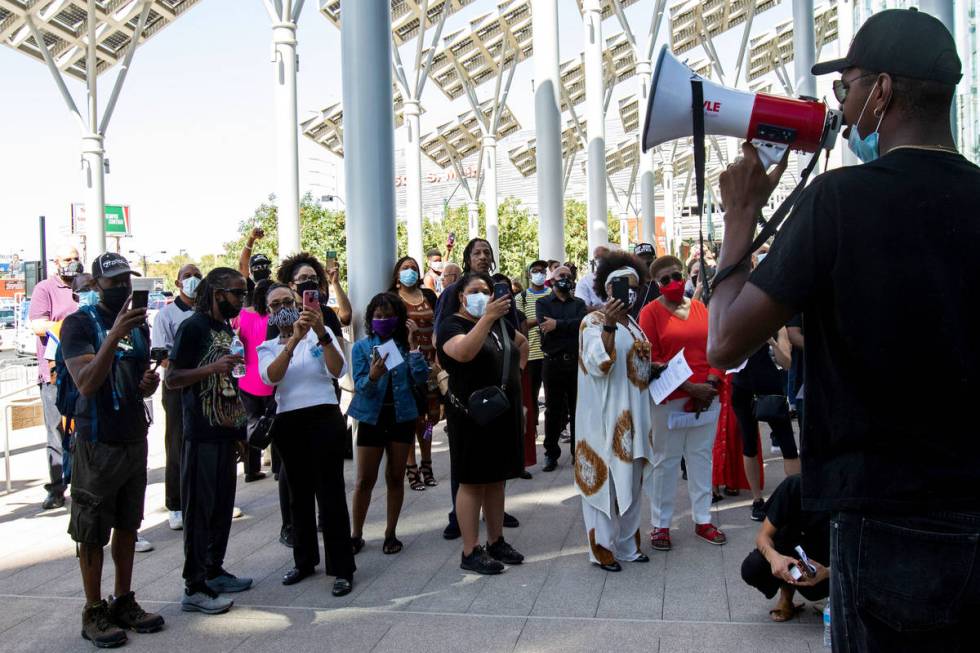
[741,548,828,601]
[731,383,799,459]
[162,385,184,511]
[274,404,355,580]
[830,510,980,652]
[542,355,577,461]
[239,391,271,478]
[181,439,237,586]
[274,445,292,530]
[527,358,544,426]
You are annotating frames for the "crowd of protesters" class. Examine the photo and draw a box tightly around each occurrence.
[23,10,979,651]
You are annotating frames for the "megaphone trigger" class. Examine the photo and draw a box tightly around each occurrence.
[750,140,789,169]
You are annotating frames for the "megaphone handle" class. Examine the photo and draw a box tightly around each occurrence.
[751,140,789,169]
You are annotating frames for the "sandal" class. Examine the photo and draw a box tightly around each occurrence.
[420,460,438,487]
[383,535,403,555]
[406,464,425,491]
[650,527,671,551]
[351,535,365,554]
[769,603,804,622]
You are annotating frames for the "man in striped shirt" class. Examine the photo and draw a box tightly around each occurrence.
[516,260,552,433]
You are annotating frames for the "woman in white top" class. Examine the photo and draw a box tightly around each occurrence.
[575,254,656,572]
[257,283,355,597]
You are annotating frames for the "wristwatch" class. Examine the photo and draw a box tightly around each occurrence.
[318,332,332,346]
[602,324,617,333]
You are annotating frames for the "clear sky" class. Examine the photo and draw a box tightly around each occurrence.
[1,0,797,263]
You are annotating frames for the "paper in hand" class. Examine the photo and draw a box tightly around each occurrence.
[649,348,693,404]
[375,339,404,371]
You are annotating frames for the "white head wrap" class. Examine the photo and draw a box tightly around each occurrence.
[606,267,639,285]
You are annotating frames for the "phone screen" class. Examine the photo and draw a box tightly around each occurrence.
[131,290,149,310]
[611,277,630,306]
[493,281,511,300]
[325,251,337,270]
[303,289,319,312]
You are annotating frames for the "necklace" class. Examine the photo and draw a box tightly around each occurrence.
[888,144,958,154]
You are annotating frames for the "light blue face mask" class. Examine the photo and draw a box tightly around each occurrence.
[399,268,419,287]
[78,290,99,307]
[181,275,201,299]
[464,292,489,318]
[847,82,886,163]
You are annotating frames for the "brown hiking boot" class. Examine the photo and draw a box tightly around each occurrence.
[81,600,127,648]
[108,592,164,633]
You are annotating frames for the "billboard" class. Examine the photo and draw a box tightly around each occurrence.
[71,203,132,236]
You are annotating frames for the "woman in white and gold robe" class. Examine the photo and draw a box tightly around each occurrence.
[574,259,655,571]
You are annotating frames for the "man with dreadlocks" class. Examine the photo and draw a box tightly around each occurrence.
[167,267,252,615]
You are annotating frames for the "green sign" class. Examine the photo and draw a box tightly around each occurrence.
[70,203,132,236]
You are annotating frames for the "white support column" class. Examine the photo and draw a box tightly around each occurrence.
[619,211,629,248]
[791,0,816,99]
[342,0,397,337]
[85,0,106,258]
[403,101,424,264]
[662,167,675,255]
[467,200,480,240]
[532,0,565,261]
[919,0,958,142]
[273,20,302,257]
[636,59,656,244]
[482,135,500,257]
[584,0,608,252]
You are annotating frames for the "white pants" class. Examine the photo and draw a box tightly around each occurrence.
[582,460,644,563]
[647,399,717,527]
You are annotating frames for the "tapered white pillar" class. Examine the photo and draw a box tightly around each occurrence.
[404,100,424,264]
[273,21,301,257]
[532,0,565,261]
[584,0,608,252]
[662,167,675,256]
[467,200,480,240]
[81,134,106,259]
[619,211,629,248]
[919,0,958,141]
[482,135,500,257]
[636,59,656,244]
[342,1,396,336]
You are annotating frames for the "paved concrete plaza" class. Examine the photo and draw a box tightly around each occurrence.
[0,393,823,652]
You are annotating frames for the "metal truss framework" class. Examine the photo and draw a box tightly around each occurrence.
[557,31,636,113]
[319,0,474,46]
[747,2,838,84]
[300,89,410,159]
[420,101,520,169]
[668,0,782,56]
[507,118,585,177]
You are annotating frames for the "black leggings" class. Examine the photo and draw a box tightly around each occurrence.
[731,383,799,459]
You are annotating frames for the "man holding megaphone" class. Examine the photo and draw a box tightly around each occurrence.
[704,8,979,651]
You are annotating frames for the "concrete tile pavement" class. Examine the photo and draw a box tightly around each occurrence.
[0,397,824,651]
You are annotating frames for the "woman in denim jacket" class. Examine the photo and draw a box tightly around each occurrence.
[348,292,430,554]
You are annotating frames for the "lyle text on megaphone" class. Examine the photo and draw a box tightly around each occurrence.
[642,46,842,167]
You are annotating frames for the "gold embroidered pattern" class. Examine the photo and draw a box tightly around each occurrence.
[611,410,634,462]
[589,528,615,565]
[575,440,608,496]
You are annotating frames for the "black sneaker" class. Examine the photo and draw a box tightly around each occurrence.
[443,514,461,540]
[42,492,65,510]
[751,499,766,522]
[460,545,504,575]
[279,526,294,548]
[108,592,164,633]
[502,512,520,528]
[542,457,558,472]
[81,600,127,648]
[486,537,524,565]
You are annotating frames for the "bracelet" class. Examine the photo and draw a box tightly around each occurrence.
[318,333,332,346]
[602,324,617,333]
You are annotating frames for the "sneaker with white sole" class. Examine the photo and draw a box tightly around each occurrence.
[231,506,243,519]
[168,511,183,531]
[181,584,233,615]
[134,534,153,553]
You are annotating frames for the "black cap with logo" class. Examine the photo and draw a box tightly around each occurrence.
[812,8,961,84]
[91,253,141,279]
[249,253,271,269]
[634,243,656,257]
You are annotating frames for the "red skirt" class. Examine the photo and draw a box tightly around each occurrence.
[712,376,763,491]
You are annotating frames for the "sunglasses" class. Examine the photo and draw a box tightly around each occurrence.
[268,297,296,311]
[658,271,684,286]
[832,72,877,104]
[293,274,319,285]
[218,288,247,299]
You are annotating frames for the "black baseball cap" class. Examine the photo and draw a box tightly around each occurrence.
[91,253,141,279]
[528,259,548,271]
[812,8,961,84]
[634,243,656,257]
[249,253,271,269]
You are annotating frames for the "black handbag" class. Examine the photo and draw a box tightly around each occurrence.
[752,394,790,422]
[451,320,512,427]
[247,403,277,450]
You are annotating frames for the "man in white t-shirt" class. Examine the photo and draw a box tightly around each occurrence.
[574,244,612,311]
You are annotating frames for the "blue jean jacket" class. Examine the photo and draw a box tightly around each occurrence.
[348,335,430,426]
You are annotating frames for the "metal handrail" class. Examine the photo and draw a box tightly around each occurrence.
[1,383,40,494]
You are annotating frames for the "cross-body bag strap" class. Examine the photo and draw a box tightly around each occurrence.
[498,318,511,391]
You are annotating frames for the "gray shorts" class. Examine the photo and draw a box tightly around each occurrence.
[68,439,148,546]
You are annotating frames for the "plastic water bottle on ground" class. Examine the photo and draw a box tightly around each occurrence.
[229,335,246,379]
[823,599,832,648]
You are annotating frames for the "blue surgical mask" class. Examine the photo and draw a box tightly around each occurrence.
[399,269,419,287]
[181,276,200,299]
[847,82,886,163]
[78,290,99,307]
[464,292,489,318]
[530,272,547,286]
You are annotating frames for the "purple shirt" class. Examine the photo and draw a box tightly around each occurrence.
[28,276,78,383]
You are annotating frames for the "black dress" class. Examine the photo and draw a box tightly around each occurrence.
[436,314,524,484]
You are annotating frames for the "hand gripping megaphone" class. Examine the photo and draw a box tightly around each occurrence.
[642,46,842,167]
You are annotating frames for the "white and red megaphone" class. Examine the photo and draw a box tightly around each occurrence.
[642,46,842,167]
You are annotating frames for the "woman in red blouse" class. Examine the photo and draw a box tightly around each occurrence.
[638,256,726,552]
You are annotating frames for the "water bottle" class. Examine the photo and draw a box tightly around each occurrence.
[823,599,832,648]
[229,335,246,379]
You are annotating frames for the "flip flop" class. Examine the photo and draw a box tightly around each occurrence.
[769,603,805,622]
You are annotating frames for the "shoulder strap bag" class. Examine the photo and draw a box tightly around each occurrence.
[449,319,512,426]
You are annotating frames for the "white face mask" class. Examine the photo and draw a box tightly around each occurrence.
[431,261,444,272]
[181,276,201,299]
[530,271,547,286]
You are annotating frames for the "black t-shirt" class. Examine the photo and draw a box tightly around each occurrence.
[765,475,831,564]
[786,314,804,398]
[170,312,247,442]
[750,149,980,513]
[60,307,150,442]
[436,314,520,402]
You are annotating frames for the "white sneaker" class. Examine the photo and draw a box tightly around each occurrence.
[232,506,243,519]
[135,534,154,553]
[168,510,183,530]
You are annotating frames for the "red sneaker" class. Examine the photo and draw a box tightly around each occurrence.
[695,523,727,545]
[650,527,671,551]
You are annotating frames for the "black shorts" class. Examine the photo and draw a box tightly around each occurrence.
[356,404,415,447]
[68,438,148,546]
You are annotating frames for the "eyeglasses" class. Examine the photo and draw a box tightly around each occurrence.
[218,288,247,299]
[293,274,319,285]
[832,72,877,103]
[658,271,684,286]
[268,297,296,311]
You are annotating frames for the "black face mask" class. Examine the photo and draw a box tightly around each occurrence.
[295,280,324,303]
[555,278,574,293]
[101,286,129,314]
[252,267,271,282]
[217,293,242,320]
